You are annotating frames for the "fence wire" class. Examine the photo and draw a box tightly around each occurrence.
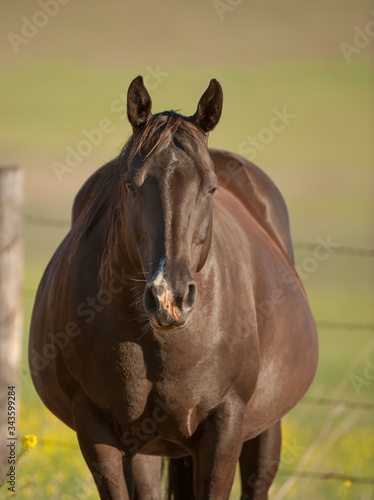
[24,214,374,259]
[22,212,374,488]
[30,439,374,486]
[293,241,374,258]
[277,469,374,485]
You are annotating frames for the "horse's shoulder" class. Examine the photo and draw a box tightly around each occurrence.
[72,159,119,224]
[209,148,294,262]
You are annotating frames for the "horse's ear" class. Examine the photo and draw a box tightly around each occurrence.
[127,76,152,130]
[193,79,223,133]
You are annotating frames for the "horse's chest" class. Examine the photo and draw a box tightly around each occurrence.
[109,330,254,448]
[116,380,210,452]
[112,341,214,436]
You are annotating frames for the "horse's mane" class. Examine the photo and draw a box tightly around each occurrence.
[65,112,206,286]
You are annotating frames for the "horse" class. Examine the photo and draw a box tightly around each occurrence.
[29,76,318,500]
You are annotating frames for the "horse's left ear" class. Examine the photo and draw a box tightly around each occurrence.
[127,75,153,131]
[193,79,223,133]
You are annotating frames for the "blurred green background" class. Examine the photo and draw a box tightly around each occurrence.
[1,0,373,498]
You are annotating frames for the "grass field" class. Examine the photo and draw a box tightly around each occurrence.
[1,0,374,498]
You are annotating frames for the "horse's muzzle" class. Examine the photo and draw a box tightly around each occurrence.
[143,279,197,331]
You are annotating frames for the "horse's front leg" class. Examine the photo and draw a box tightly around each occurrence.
[72,389,131,500]
[132,455,162,500]
[239,421,281,500]
[193,400,245,500]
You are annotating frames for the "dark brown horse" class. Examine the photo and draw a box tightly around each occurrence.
[29,76,318,499]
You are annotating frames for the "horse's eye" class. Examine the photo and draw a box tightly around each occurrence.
[125,183,136,193]
[208,187,218,196]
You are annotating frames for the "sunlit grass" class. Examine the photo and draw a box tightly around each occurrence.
[11,401,96,500]
[2,55,372,499]
[11,402,374,500]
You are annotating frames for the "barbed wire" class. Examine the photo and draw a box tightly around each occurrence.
[293,241,374,257]
[27,438,374,486]
[17,213,374,490]
[21,292,374,399]
[21,286,374,412]
[301,396,374,411]
[316,320,374,332]
[277,469,374,485]
[22,287,373,333]
[23,214,374,258]
[23,437,374,486]
[24,215,70,227]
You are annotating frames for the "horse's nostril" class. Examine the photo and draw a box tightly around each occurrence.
[145,284,158,312]
[184,282,197,310]
[144,278,196,327]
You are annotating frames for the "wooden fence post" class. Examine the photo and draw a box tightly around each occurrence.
[0,166,23,482]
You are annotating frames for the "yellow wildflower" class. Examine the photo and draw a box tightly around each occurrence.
[343,479,352,488]
[22,434,37,449]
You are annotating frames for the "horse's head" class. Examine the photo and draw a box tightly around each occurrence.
[124,76,223,331]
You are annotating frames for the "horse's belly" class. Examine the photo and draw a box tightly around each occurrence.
[133,436,190,458]
[242,317,318,440]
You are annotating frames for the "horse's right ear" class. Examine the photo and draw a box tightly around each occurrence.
[127,76,152,130]
[193,79,223,133]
